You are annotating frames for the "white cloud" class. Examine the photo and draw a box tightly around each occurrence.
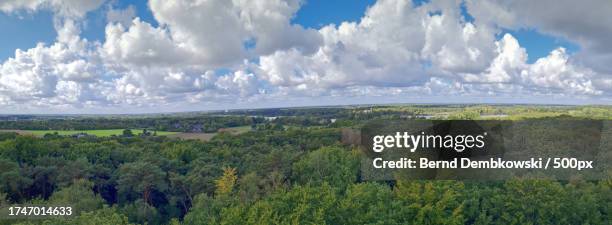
[0,0,611,112]
[102,18,189,67]
[0,20,106,104]
[0,0,108,107]
[148,0,247,67]
[141,0,321,67]
[0,0,105,18]
[106,4,135,27]
[233,0,322,55]
[214,70,260,97]
[521,48,600,95]
[256,0,610,99]
[0,44,59,100]
[460,34,603,96]
[94,0,323,107]
[461,33,526,83]
[256,0,499,93]
[466,0,612,74]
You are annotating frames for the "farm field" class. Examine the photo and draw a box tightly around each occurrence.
[0,129,178,137]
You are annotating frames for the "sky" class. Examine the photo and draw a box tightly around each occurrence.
[0,0,610,114]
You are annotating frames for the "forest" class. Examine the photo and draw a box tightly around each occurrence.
[0,105,610,224]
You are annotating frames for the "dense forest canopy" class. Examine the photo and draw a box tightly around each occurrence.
[0,105,610,224]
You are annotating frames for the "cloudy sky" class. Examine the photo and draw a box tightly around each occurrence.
[0,0,610,114]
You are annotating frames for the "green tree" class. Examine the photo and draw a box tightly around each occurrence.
[117,161,167,205]
[499,179,570,224]
[185,160,222,196]
[0,158,32,202]
[291,147,359,188]
[122,199,163,225]
[336,183,398,224]
[183,194,224,225]
[236,172,263,203]
[68,206,133,225]
[49,179,104,214]
[261,183,338,225]
[122,129,134,137]
[25,206,133,225]
[394,180,465,225]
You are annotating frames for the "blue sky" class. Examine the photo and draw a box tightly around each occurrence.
[503,29,579,63]
[293,0,376,29]
[0,11,56,61]
[0,0,609,113]
[0,0,156,61]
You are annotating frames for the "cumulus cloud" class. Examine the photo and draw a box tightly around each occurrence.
[0,0,105,18]
[92,0,324,108]
[255,0,610,99]
[0,19,108,105]
[521,48,600,95]
[102,18,189,67]
[0,1,113,109]
[141,0,322,67]
[106,4,135,27]
[0,0,610,112]
[466,0,612,74]
[461,33,526,83]
[256,0,499,92]
[103,64,260,106]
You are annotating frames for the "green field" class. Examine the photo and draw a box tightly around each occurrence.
[23,129,178,137]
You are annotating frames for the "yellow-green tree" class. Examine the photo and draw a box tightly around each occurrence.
[215,167,237,197]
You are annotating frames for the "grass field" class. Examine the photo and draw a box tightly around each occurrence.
[0,129,178,137]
